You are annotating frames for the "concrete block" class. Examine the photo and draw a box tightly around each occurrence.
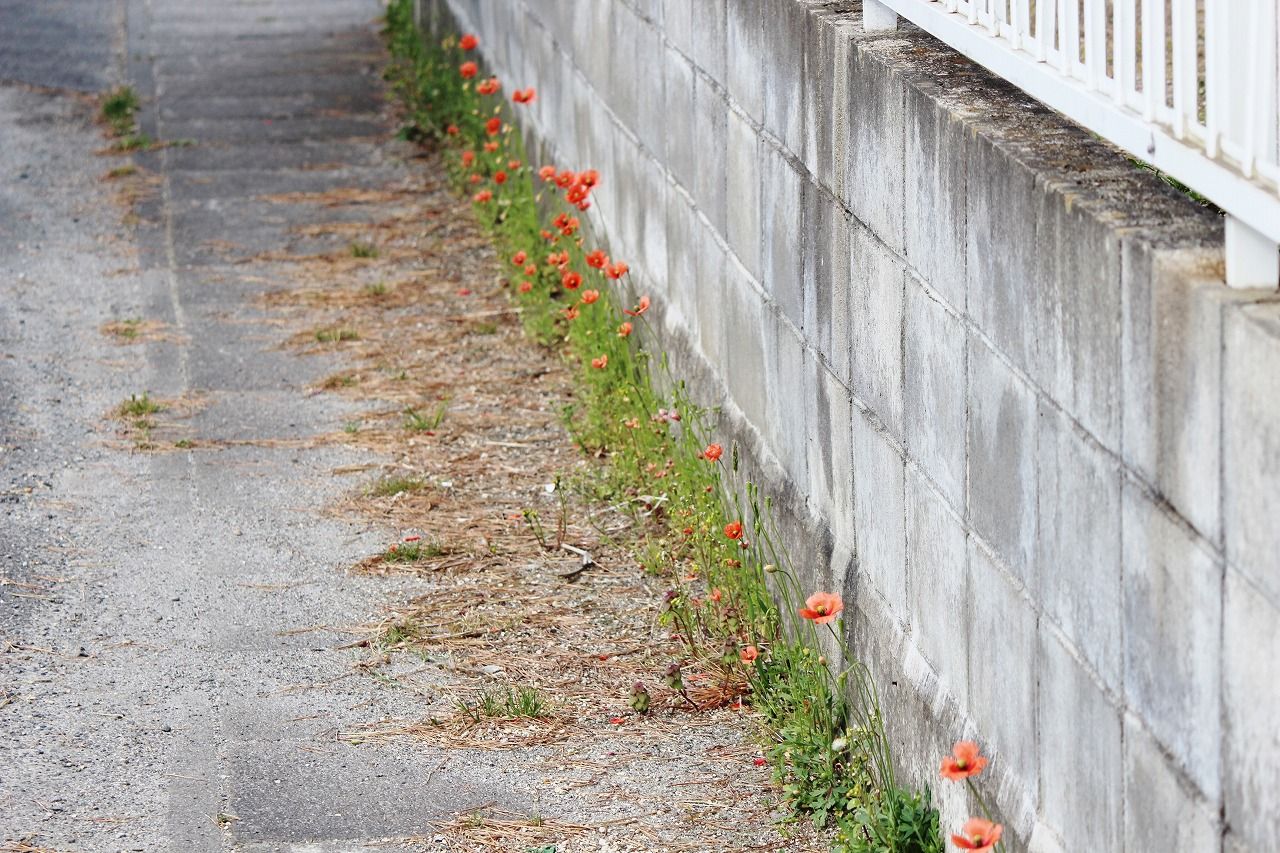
[692,73,727,234]
[1123,718,1222,853]
[610,133,645,270]
[966,337,1037,587]
[848,221,904,440]
[965,130,1039,378]
[1223,568,1280,849]
[759,141,804,327]
[636,158,669,295]
[722,274,769,433]
[763,309,809,487]
[1121,244,1225,543]
[803,189,852,380]
[609,3,641,133]
[725,0,764,122]
[904,280,965,511]
[761,0,805,156]
[851,404,906,617]
[629,0,662,24]
[842,39,904,254]
[806,363,855,548]
[725,107,760,280]
[1037,630,1122,852]
[803,5,853,186]
[905,469,968,704]
[1034,181,1123,450]
[665,185,699,342]
[577,0,613,95]
[903,80,967,311]
[967,539,1037,811]
[695,231,729,370]
[662,46,696,191]
[1122,484,1221,799]
[662,0,692,56]
[1036,404,1122,690]
[634,19,667,156]
[691,0,726,84]
[1223,301,1280,600]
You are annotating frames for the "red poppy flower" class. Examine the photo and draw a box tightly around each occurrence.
[483,141,499,152]
[468,173,482,184]
[564,305,579,321]
[459,61,478,79]
[524,264,537,276]
[494,171,507,184]
[459,33,478,51]
[576,169,599,188]
[623,295,650,317]
[512,87,537,104]
[940,741,988,781]
[473,189,492,203]
[724,521,743,540]
[798,592,843,624]
[404,535,421,542]
[566,184,589,205]
[485,117,502,136]
[591,355,608,369]
[704,443,723,461]
[476,77,500,95]
[538,165,556,182]
[553,212,570,229]
[540,229,554,241]
[740,645,758,663]
[555,170,575,188]
[512,251,527,266]
[606,261,629,280]
[581,289,600,305]
[951,818,1003,851]
[562,271,582,290]
[575,198,592,211]
[617,321,632,338]
[446,124,459,135]
[518,281,533,293]
[585,250,608,269]
[461,150,475,167]
[508,159,521,170]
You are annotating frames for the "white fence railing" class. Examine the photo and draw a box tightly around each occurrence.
[863,0,1280,288]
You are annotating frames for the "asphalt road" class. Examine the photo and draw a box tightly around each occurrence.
[0,2,520,850]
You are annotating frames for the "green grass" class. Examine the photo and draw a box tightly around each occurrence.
[117,393,163,418]
[112,133,154,152]
[100,86,139,136]
[457,686,548,721]
[382,539,445,563]
[314,328,360,343]
[350,241,379,258]
[370,475,428,497]
[365,281,390,297]
[403,402,447,432]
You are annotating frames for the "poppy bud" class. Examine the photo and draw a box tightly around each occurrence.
[664,662,683,690]
[629,681,650,714]
[764,564,778,574]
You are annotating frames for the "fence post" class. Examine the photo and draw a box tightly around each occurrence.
[1225,217,1280,289]
[864,0,899,32]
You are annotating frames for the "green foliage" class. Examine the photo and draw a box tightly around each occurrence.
[117,392,163,417]
[403,402,447,431]
[314,327,359,343]
[457,686,548,720]
[101,86,139,136]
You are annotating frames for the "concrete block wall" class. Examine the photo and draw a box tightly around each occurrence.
[419,1,1280,848]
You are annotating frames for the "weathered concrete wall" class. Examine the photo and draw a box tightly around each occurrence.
[419,1,1280,849]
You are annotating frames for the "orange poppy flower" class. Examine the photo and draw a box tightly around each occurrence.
[724,521,743,540]
[540,229,554,241]
[617,321,632,338]
[512,251,527,266]
[704,443,723,461]
[564,305,579,321]
[575,198,592,212]
[585,250,608,269]
[460,61,478,79]
[483,141,499,152]
[576,169,599,188]
[524,264,537,276]
[709,588,722,603]
[740,645,759,663]
[798,592,843,624]
[473,189,492,203]
[508,159,521,170]
[459,33,478,50]
[606,261,629,280]
[468,173,482,184]
[485,117,502,136]
[951,818,1003,851]
[562,271,582,290]
[538,165,556,182]
[518,281,533,293]
[476,77,500,95]
[566,184,589,205]
[581,289,600,305]
[494,171,507,184]
[940,741,988,781]
[623,295,650,317]
[461,150,475,167]
[512,87,537,104]
[555,170,575,188]
[591,355,608,370]
[446,124,459,135]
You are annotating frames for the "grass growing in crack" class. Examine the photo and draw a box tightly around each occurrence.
[370,475,428,497]
[314,327,359,343]
[456,686,548,721]
[382,539,444,563]
[105,164,138,179]
[103,318,143,339]
[112,133,154,152]
[349,241,379,258]
[174,439,194,449]
[117,393,164,418]
[100,86,139,136]
[365,281,390,297]
[402,402,447,432]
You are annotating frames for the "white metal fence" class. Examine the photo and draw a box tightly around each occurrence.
[863,0,1280,287]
